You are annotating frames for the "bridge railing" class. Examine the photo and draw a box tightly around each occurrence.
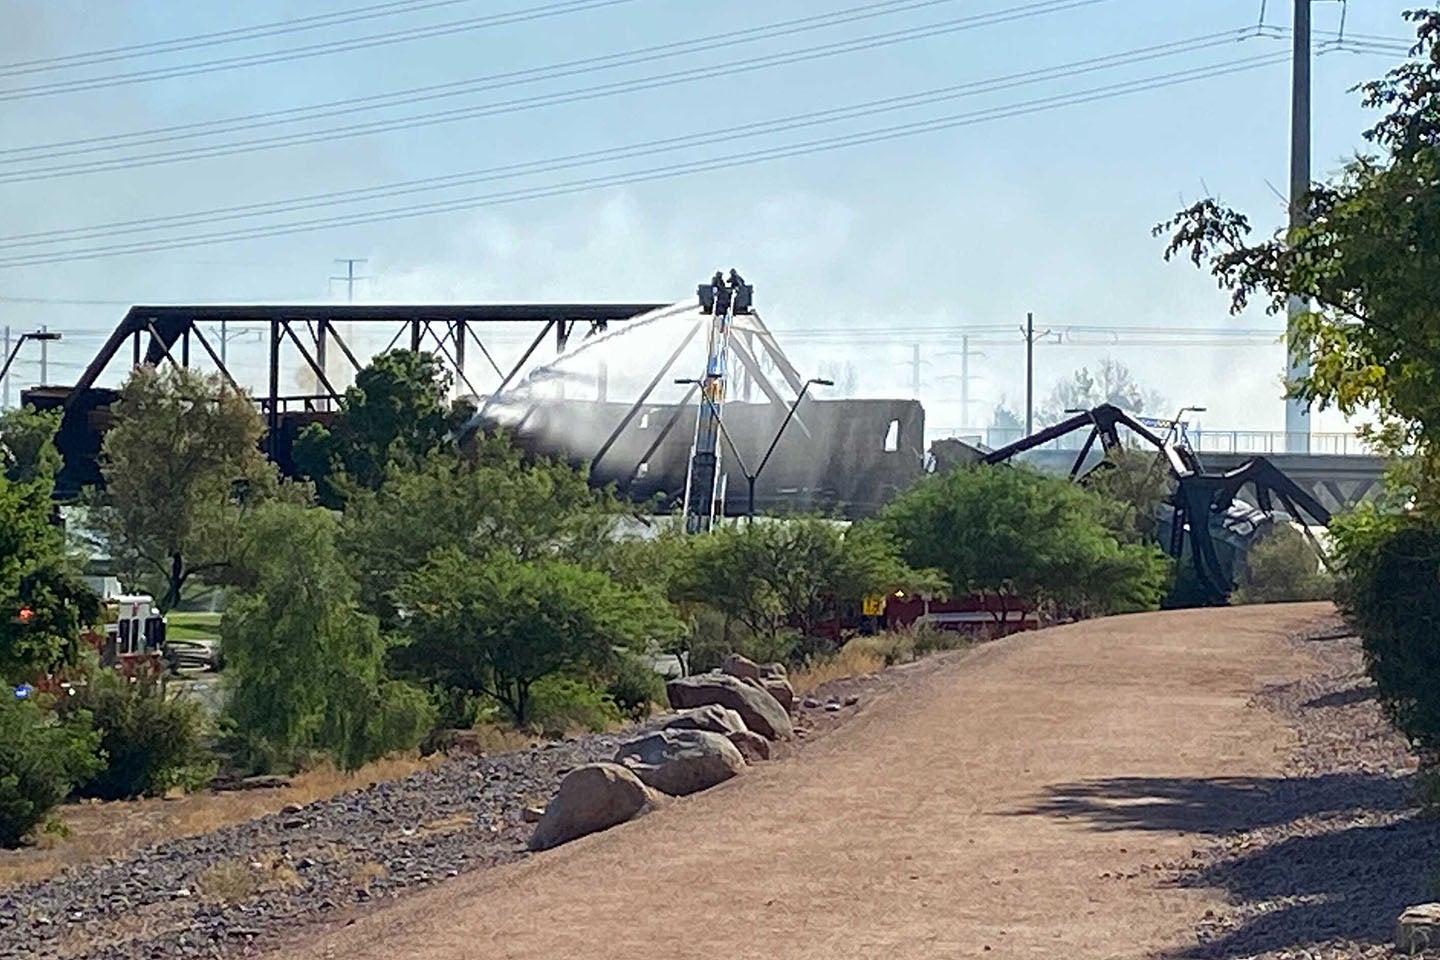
[1186,430,1380,456]
[935,427,1382,457]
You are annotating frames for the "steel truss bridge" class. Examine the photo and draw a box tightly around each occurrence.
[24,299,1388,517]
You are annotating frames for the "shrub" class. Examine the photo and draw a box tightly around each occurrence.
[1232,523,1333,604]
[844,631,915,667]
[1332,514,1440,759]
[676,608,799,674]
[604,652,666,721]
[527,676,621,738]
[881,465,1169,618]
[61,667,214,800]
[0,695,101,847]
[910,622,970,656]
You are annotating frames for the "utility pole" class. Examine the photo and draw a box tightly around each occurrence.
[910,343,921,398]
[328,258,367,395]
[38,324,48,386]
[1020,312,1050,436]
[1286,0,1312,454]
[330,258,368,303]
[961,334,971,430]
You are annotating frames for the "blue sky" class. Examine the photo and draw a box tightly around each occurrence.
[0,0,1423,437]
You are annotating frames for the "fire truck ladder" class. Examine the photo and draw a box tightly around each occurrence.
[682,277,751,533]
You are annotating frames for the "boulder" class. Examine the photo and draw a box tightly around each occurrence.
[614,729,745,796]
[762,677,795,713]
[527,763,661,851]
[727,729,771,763]
[721,653,761,682]
[759,661,788,680]
[667,673,794,741]
[1398,903,1440,954]
[664,704,748,737]
[741,675,794,714]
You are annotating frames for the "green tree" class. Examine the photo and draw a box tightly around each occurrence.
[222,502,433,772]
[0,422,97,681]
[1084,449,1175,546]
[293,350,475,506]
[340,439,618,627]
[881,465,1170,619]
[87,366,279,611]
[395,548,672,726]
[0,405,62,484]
[1232,523,1333,604]
[0,695,101,847]
[1156,10,1440,511]
[669,517,945,650]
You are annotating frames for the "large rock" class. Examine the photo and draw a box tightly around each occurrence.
[727,729,771,763]
[614,729,745,796]
[762,677,795,713]
[667,673,794,741]
[740,675,795,715]
[1398,903,1440,954]
[759,661,787,680]
[665,704,748,737]
[527,763,661,851]
[721,653,761,682]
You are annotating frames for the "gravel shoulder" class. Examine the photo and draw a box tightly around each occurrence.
[1159,615,1438,959]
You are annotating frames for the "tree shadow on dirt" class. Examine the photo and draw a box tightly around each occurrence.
[1017,772,1411,835]
[1015,772,1440,957]
[1173,815,1440,958]
[1302,684,1376,709]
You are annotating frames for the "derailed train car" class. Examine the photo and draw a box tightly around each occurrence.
[470,397,927,519]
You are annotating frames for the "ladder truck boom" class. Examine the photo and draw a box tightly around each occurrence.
[683,272,752,533]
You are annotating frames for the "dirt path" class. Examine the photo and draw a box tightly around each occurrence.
[283,604,1333,960]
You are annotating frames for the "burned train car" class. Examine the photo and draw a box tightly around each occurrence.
[472,398,926,518]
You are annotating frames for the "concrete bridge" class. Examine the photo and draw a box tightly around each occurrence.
[1010,447,1385,513]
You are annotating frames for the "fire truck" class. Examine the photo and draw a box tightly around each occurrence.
[91,594,167,675]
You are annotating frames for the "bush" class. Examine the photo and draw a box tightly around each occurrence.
[1332,514,1440,759]
[527,676,621,738]
[910,621,970,656]
[604,652,665,721]
[0,695,101,846]
[882,465,1170,618]
[844,631,915,667]
[676,607,799,674]
[61,667,214,800]
[1232,523,1333,604]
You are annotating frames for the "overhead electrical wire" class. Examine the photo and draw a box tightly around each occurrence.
[0,29,1269,249]
[0,0,489,76]
[0,52,1296,270]
[0,0,643,100]
[0,0,1103,179]
[0,0,999,162]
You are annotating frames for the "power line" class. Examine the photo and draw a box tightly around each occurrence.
[0,52,1295,269]
[0,0,643,101]
[0,0,1101,179]
[0,28,1264,249]
[0,0,979,163]
[0,0,486,76]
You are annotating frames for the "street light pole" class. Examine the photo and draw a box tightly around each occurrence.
[0,330,63,406]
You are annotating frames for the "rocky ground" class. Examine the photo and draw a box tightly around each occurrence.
[0,661,921,960]
[1169,616,1440,959]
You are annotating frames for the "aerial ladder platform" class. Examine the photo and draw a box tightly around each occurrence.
[682,272,753,533]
